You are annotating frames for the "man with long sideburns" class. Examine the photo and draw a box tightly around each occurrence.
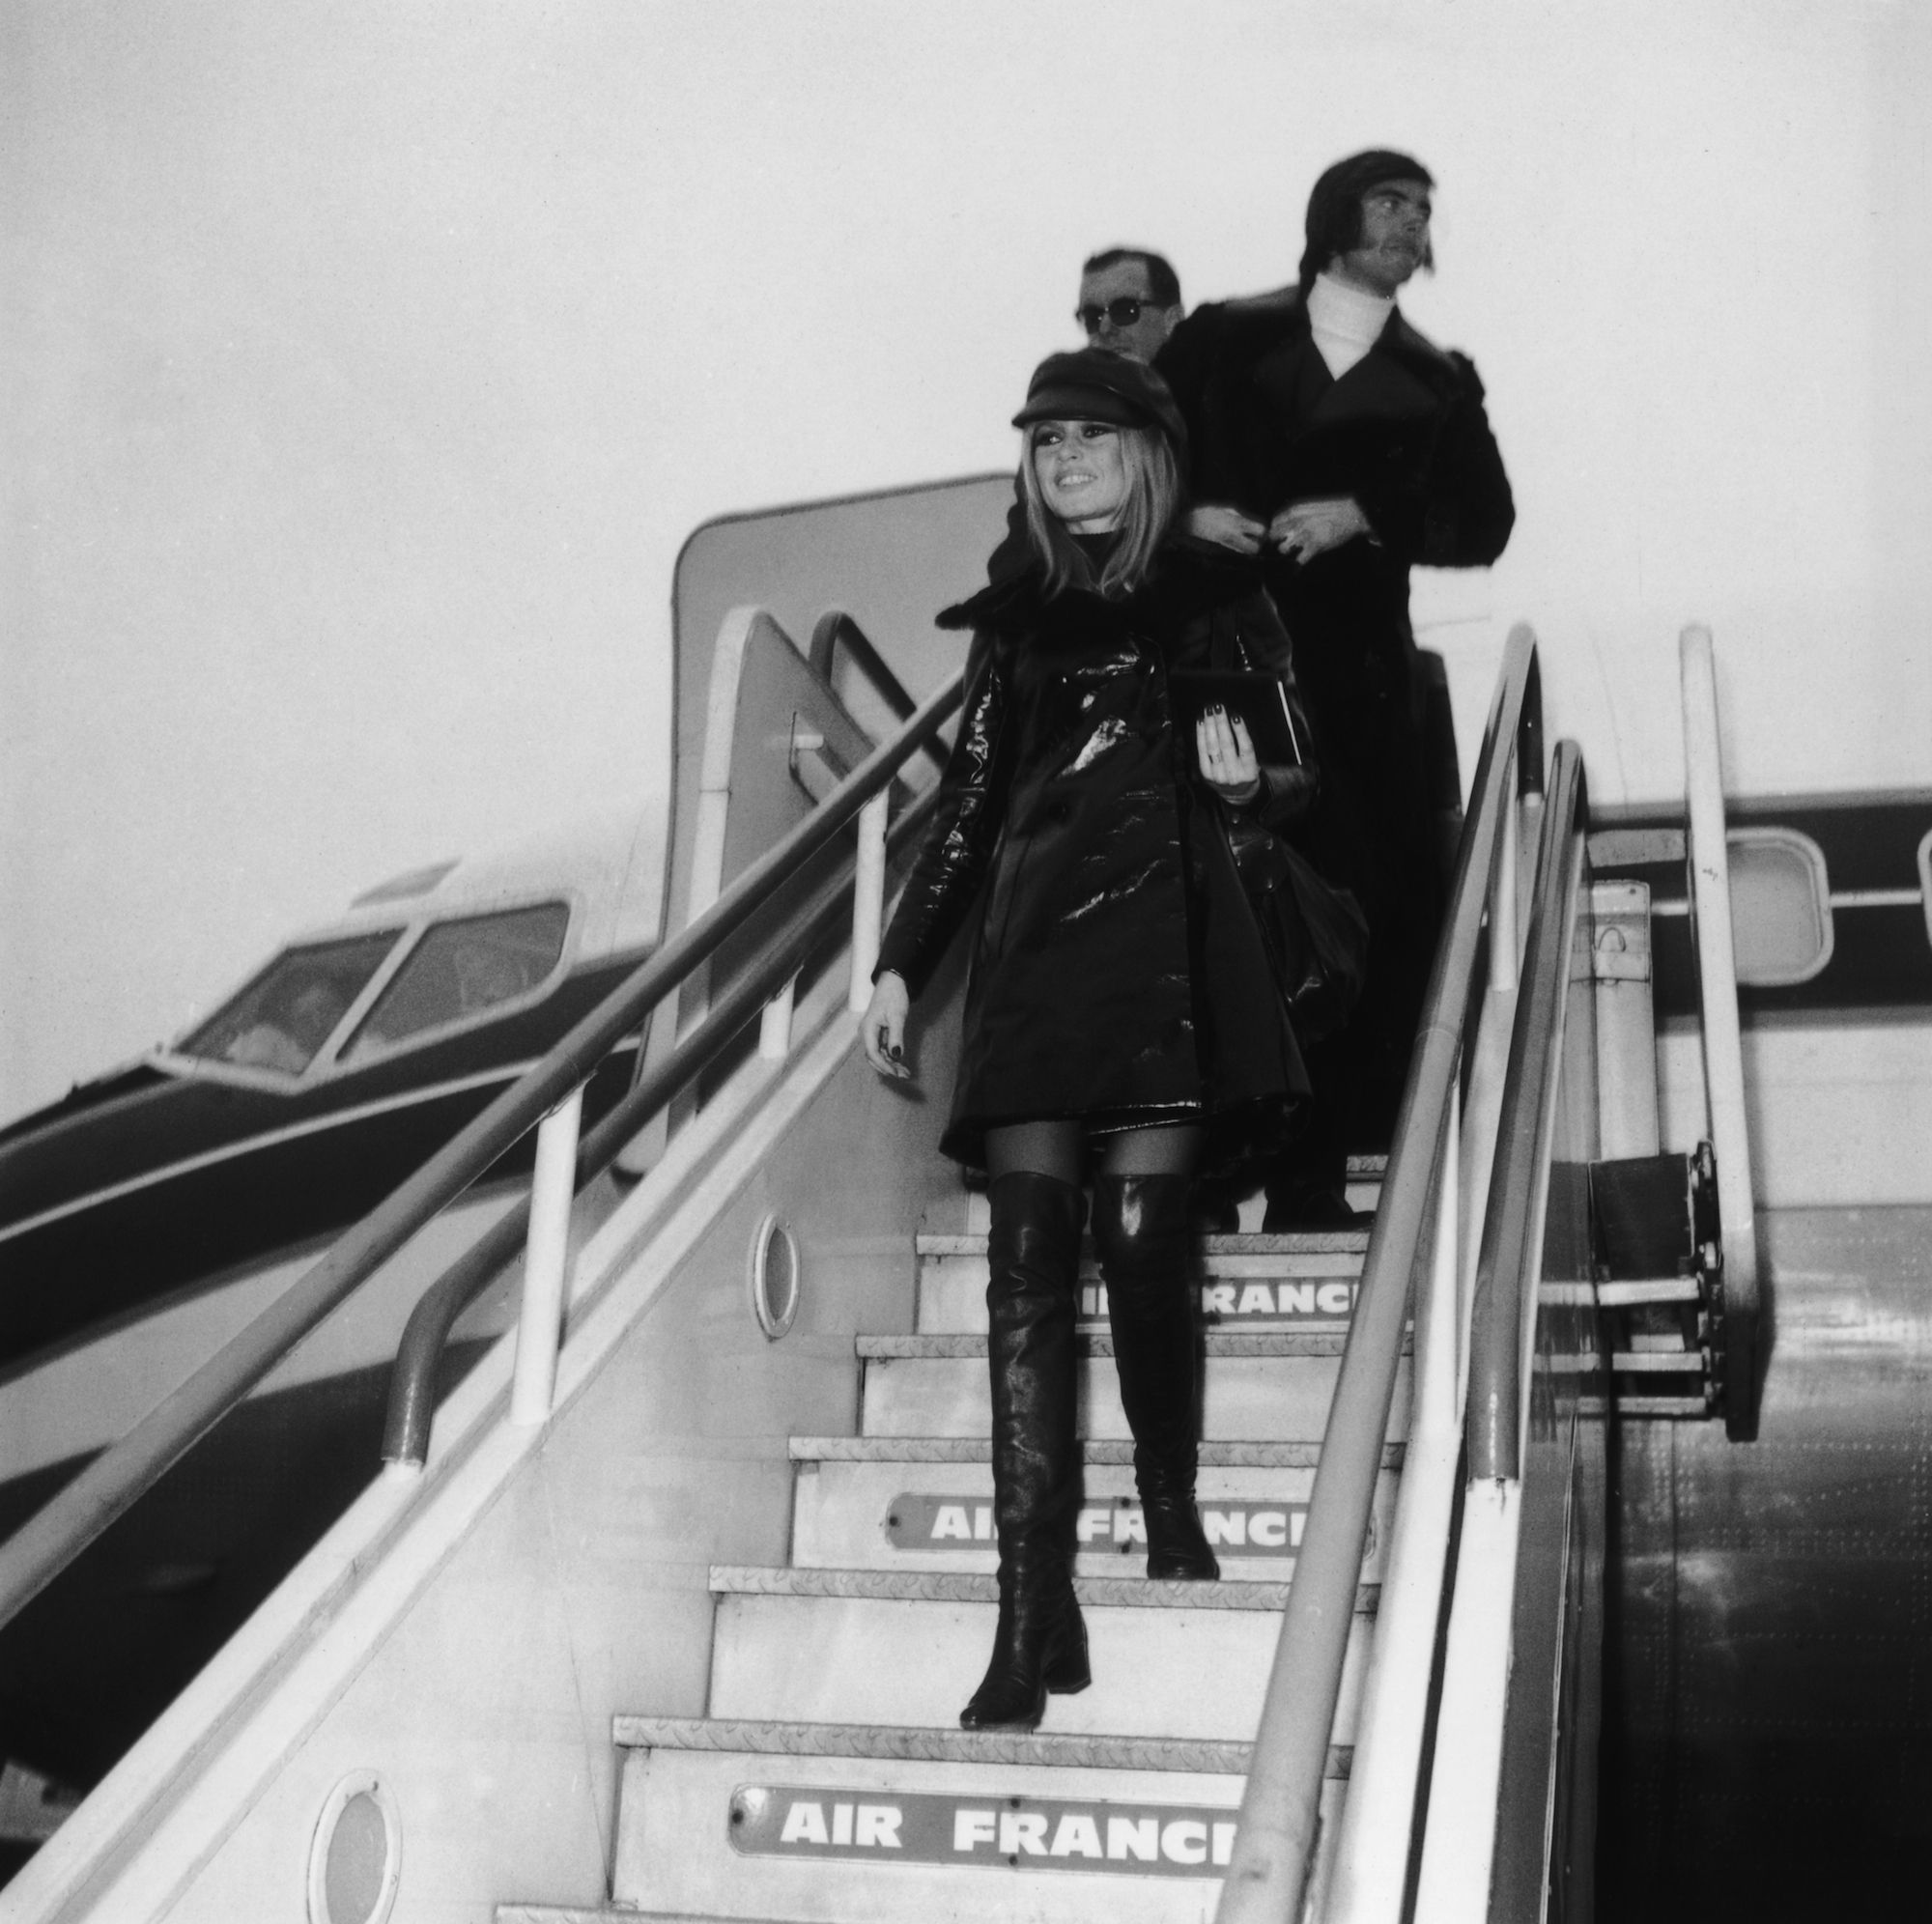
[1156,149,1515,1226]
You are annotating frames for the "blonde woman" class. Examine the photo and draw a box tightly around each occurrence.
[862,348,1320,1730]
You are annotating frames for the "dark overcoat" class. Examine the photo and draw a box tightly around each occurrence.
[1155,290,1514,1100]
[875,539,1312,1172]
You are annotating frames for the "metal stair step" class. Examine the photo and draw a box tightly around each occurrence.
[917,1230,1369,1265]
[613,1714,1307,1773]
[916,1246,1368,1335]
[951,1156,1386,1235]
[598,1730,1352,1924]
[861,1330,1362,1360]
[918,1228,1371,1254]
[790,1452,1401,1583]
[788,1436,1408,1470]
[704,1569,1374,1739]
[710,1564,1377,1611]
[1611,1349,1709,1372]
[859,1341,1412,1446]
[1597,1276,1702,1308]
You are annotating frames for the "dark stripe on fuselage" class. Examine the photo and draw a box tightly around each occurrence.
[1590,793,1932,1021]
[0,955,645,1366]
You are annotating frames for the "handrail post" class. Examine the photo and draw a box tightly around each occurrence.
[758,976,797,1060]
[1680,624,1760,1440]
[849,789,889,1011]
[510,1088,583,1428]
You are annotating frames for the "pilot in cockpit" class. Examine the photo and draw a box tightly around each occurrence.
[224,977,350,1074]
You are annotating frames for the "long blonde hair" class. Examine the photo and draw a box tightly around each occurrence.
[1019,420,1181,599]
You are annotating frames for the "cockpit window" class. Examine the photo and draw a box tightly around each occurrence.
[340,903,569,1061]
[180,932,403,1075]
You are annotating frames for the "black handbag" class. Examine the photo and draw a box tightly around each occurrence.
[1204,613,1368,1046]
[1221,811,1369,1046]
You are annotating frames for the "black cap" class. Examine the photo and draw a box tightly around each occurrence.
[1012,347,1188,453]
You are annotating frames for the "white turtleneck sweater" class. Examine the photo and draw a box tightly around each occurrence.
[1307,271,1394,380]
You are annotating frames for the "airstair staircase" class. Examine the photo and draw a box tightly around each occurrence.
[502,1162,1396,1924]
[0,511,1634,1921]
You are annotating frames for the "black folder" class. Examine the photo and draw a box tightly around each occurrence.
[1168,667,1307,767]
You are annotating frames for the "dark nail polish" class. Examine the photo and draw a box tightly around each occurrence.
[889,1044,903,1061]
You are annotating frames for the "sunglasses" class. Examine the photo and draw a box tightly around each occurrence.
[1075,297,1163,333]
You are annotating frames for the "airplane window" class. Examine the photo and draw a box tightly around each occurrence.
[340,903,569,1060]
[181,933,403,1075]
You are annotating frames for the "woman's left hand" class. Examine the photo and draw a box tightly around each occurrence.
[1196,706,1263,806]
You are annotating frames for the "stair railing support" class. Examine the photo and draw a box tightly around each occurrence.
[849,789,889,1011]
[510,1083,585,1427]
[757,976,797,1060]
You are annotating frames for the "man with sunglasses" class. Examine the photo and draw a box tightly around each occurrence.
[1075,248,1184,363]
[1155,150,1515,1227]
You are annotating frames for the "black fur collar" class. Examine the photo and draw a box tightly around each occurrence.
[937,533,1264,633]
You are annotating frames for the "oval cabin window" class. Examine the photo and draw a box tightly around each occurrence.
[307,1772,401,1924]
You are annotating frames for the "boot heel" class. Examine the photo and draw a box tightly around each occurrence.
[1143,1490,1220,1581]
[1042,1601,1092,1694]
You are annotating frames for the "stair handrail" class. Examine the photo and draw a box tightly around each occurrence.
[1411,737,1589,1918]
[1216,625,1545,1924]
[810,609,918,721]
[810,610,952,788]
[1466,739,1589,1483]
[0,664,965,1632]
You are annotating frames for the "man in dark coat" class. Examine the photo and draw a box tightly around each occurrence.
[1156,149,1514,1223]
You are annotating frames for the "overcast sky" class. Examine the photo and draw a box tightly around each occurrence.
[5,0,1929,1123]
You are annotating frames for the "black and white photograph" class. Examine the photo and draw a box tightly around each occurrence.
[3,3,1928,1919]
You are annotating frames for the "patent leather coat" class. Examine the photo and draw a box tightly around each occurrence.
[876,537,1312,1172]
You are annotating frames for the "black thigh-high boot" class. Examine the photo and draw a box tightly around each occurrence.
[1091,1173,1219,1580]
[960,1170,1092,1730]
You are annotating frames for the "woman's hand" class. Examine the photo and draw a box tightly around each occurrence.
[1196,707,1263,806]
[1269,495,1372,564]
[862,971,913,1080]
